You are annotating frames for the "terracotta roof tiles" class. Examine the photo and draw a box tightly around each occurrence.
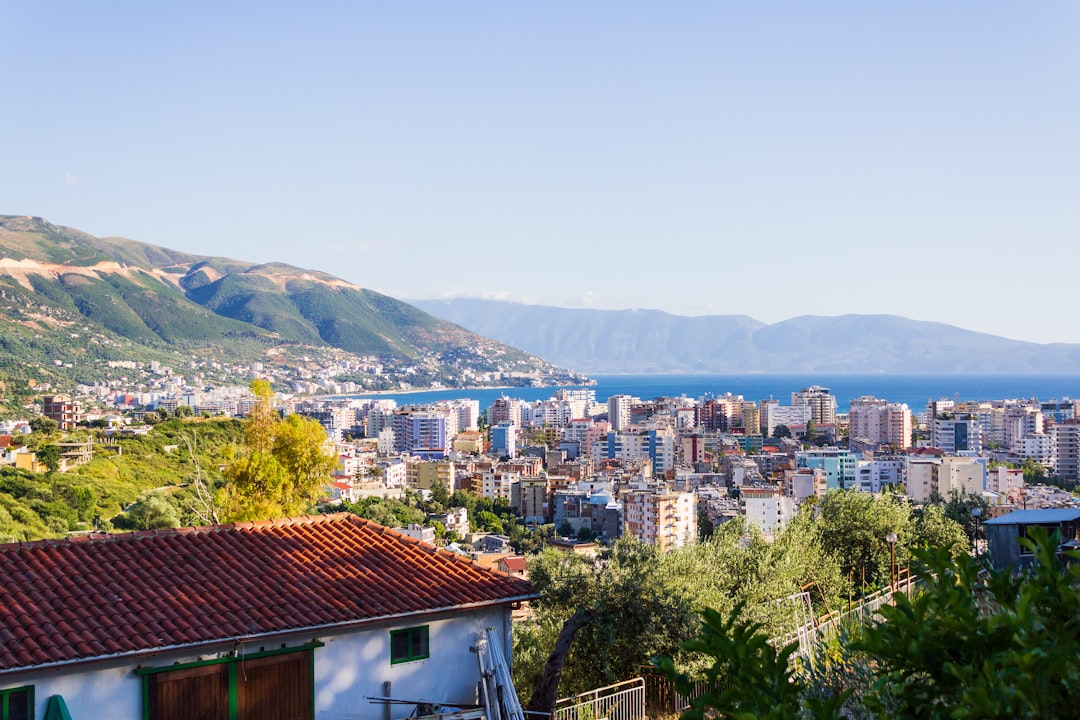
[0,513,536,673]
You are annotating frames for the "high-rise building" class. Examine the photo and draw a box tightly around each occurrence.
[792,386,837,425]
[1052,421,1080,482]
[848,396,912,448]
[490,422,518,459]
[622,490,696,551]
[608,395,633,431]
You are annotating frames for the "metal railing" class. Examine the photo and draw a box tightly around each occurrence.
[555,678,645,720]
[772,569,919,656]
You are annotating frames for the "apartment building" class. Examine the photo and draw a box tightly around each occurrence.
[621,490,696,551]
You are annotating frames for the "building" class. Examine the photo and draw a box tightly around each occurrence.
[490,422,518,459]
[741,486,796,536]
[621,490,696,551]
[848,397,912,448]
[608,395,634,432]
[0,514,535,720]
[930,415,983,455]
[795,448,856,490]
[783,468,827,504]
[983,508,1080,570]
[854,458,904,493]
[1051,421,1080,482]
[42,394,84,431]
[905,454,985,503]
[792,386,837,425]
[406,459,455,490]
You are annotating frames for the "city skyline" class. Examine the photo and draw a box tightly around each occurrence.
[3,2,1079,343]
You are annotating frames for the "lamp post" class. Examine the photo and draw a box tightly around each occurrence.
[886,531,898,592]
[971,506,982,555]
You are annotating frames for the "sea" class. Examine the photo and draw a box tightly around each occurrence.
[346,374,1080,413]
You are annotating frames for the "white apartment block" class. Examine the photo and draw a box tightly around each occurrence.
[741,487,796,536]
[1017,434,1053,467]
[761,402,812,437]
[1051,422,1080,481]
[608,395,634,432]
[621,490,697,551]
[931,416,983,455]
[854,458,904,493]
[783,468,827,504]
[481,470,520,503]
[905,455,984,503]
[986,465,1025,497]
[791,386,837,425]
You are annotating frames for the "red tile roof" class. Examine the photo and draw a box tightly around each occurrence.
[0,514,536,673]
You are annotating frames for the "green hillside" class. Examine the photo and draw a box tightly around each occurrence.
[0,215,574,390]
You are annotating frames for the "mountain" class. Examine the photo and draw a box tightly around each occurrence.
[0,216,581,394]
[410,298,1080,374]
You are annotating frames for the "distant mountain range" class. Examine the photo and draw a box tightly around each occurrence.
[0,216,576,392]
[411,298,1080,374]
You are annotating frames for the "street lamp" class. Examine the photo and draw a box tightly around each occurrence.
[971,506,983,555]
[886,531,899,592]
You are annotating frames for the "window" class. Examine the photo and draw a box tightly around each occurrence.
[140,646,317,720]
[0,686,32,720]
[390,626,430,664]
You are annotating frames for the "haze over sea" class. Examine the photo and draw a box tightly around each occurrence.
[351,374,1080,414]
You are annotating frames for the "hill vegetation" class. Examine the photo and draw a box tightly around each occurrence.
[0,418,243,541]
[0,215,579,394]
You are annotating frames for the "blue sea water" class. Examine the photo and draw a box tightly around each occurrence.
[349,374,1080,413]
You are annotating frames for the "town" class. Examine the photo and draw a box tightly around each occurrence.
[8,376,1076,562]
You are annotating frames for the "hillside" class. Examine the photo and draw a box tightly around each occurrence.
[0,216,582,396]
[411,298,1080,374]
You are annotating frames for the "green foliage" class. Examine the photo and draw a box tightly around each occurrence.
[36,444,61,472]
[29,416,58,435]
[653,603,848,720]
[341,495,425,528]
[853,527,1080,719]
[654,527,1080,720]
[115,491,181,530]
[817,490,913,591]
[219,382,338,521]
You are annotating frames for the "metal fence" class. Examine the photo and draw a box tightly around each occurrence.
[772,569,919,656]
[555,678,645,720]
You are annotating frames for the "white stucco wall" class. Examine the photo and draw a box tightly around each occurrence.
[0,605,514,720]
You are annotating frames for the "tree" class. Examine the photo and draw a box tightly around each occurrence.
[773,424,792,439]
[219,380,337,521]
[653,603,847,720]
[124,493,181,530]
[817,490,914,593]
[29,416,58,435]
[854,528,1080,719]
[430,480,451,508]
[36,444,61,473]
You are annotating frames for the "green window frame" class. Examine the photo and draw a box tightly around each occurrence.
[390,626,430,664]
[0,685,33,720]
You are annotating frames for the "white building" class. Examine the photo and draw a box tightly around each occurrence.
[741,486,796,535]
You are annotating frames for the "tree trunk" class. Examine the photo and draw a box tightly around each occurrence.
[527,605,596,716]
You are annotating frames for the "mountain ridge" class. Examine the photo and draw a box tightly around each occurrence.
[0,216,581,394]
[410,298,1080,374]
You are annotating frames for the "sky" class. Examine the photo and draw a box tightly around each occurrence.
[3,2,1080,344]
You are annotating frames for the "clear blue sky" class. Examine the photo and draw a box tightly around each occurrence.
[3,2,1079,343]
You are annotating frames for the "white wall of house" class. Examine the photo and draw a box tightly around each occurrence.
[1,606,513,720]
